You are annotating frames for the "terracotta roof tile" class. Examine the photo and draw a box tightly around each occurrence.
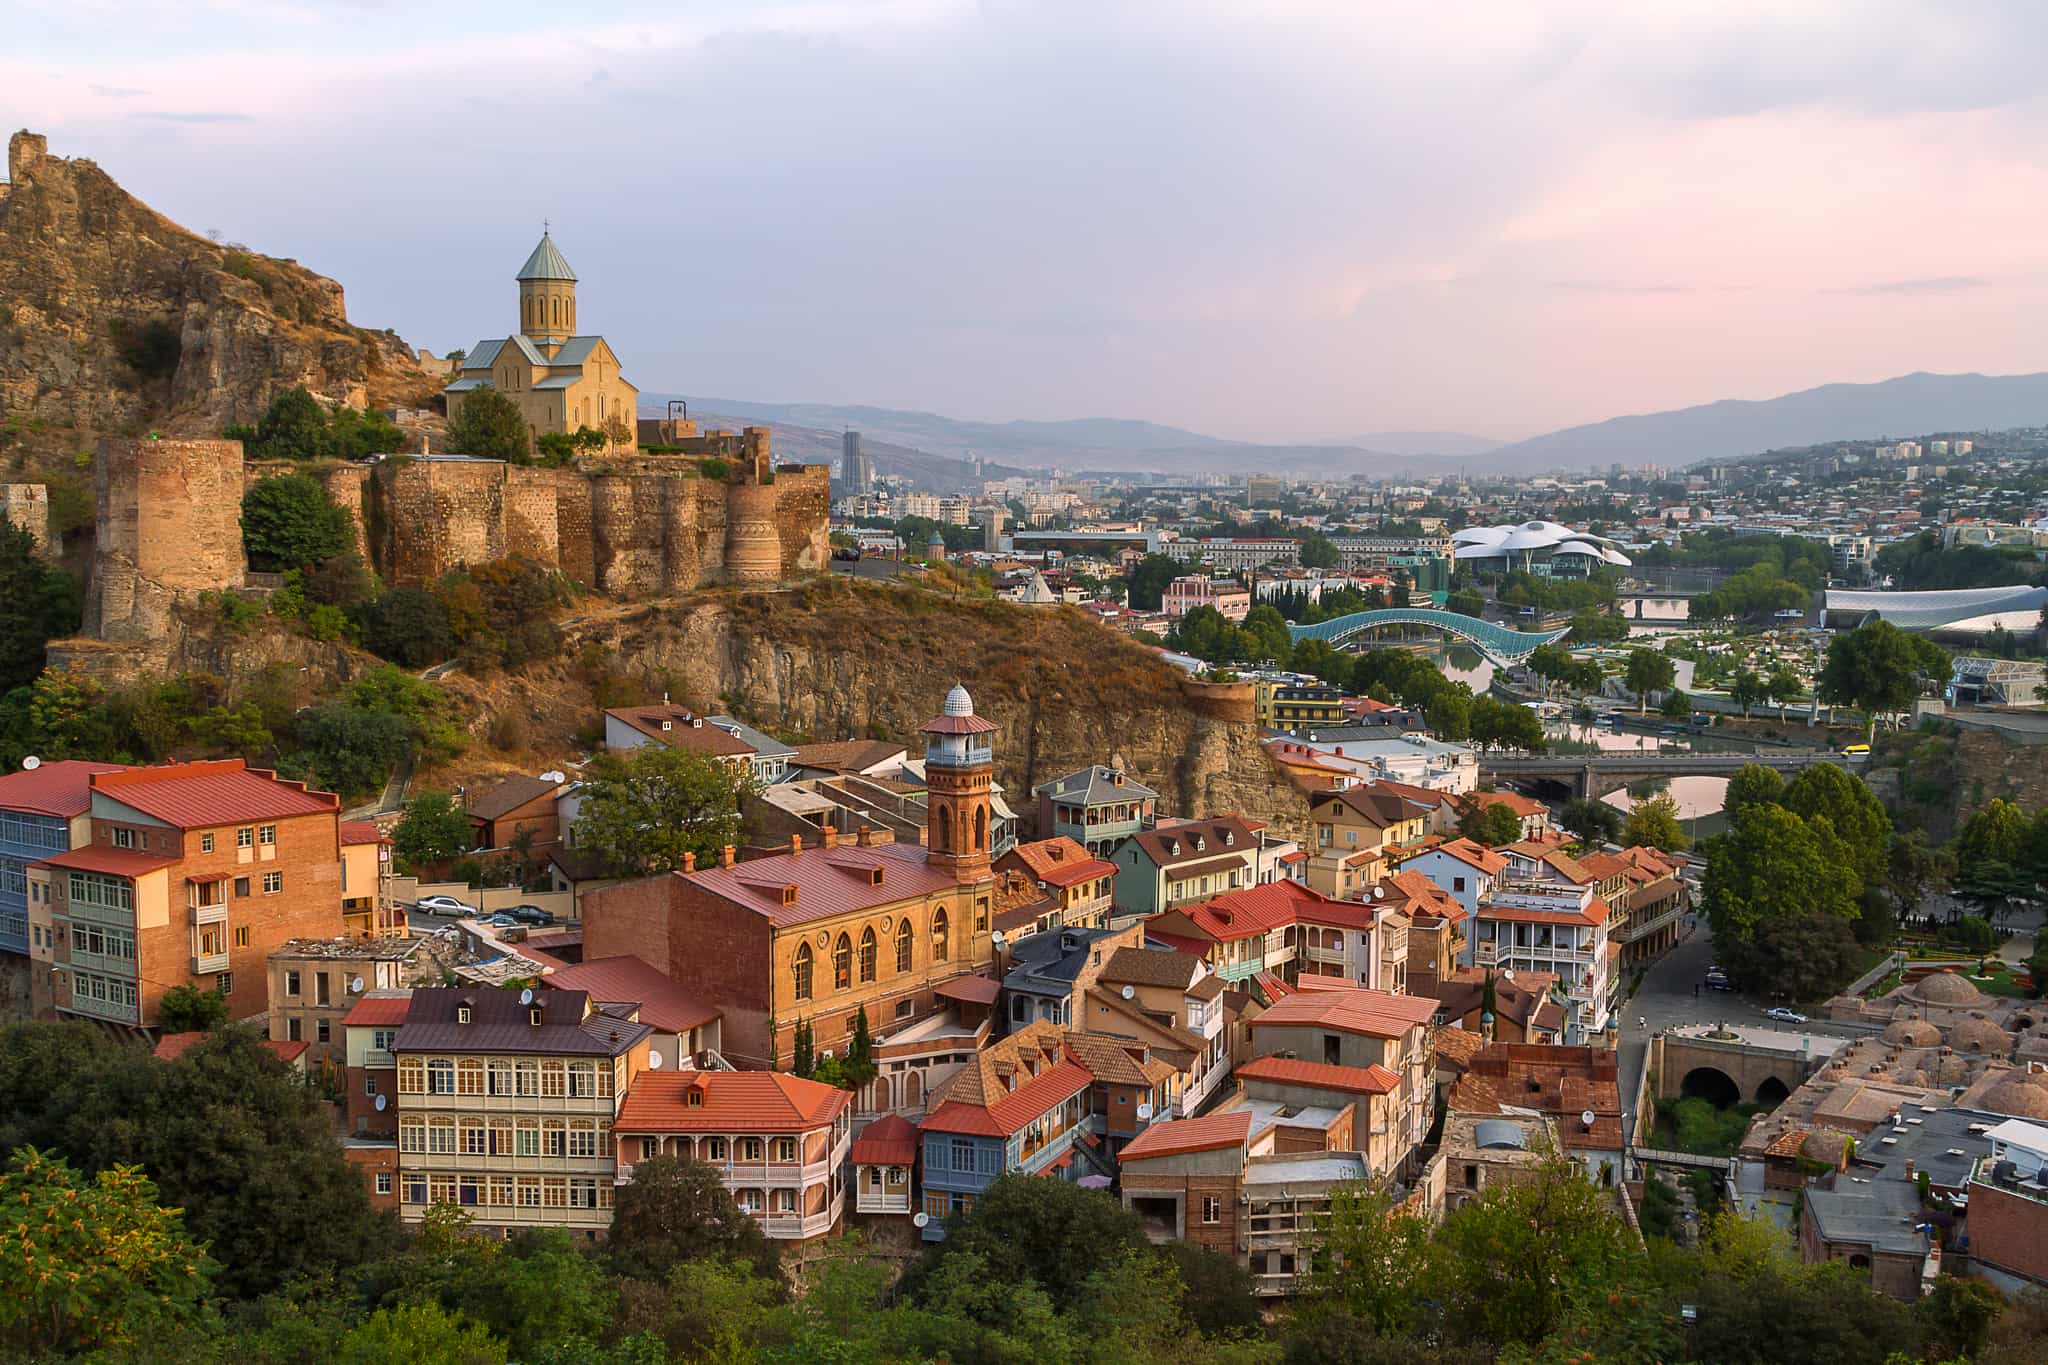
[1098,945,1202,991]
[677,839,968,928]
[616,1069,849,1133]
[88,760,337,827]
[1237,1055,1401,1095]
[1001,837,1116,889]
[1118,1110,1251,1161]
[1248,983,1436,1038]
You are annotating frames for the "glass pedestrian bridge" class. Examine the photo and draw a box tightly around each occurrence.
[1288,608,1571,666]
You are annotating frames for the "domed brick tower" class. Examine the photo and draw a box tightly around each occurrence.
[517,230,578,347]
[921,684,996,884]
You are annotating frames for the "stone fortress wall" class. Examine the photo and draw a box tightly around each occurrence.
[80,426,831,647]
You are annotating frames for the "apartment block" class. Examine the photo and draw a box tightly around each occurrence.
[28,760,347,1026]
[0,760,127,958]
[268,936,424,1070]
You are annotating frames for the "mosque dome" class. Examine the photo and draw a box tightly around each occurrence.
[943,684,974,717]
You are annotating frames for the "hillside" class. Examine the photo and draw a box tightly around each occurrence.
[1479,370,2048,472]
[0,129,435,478]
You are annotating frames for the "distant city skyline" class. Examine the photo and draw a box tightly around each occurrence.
[8,2,2048,443]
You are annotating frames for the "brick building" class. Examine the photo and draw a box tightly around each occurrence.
[28,760,347,1026]
[582,685,1001,1069]
[268,936,424,1071]
[1243,980,1438,1177]
[0,759,128,958]
[465,775,567,853]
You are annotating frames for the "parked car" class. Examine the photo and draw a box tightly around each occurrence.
[502,904,556,927]
[416,895,478,917]
[1705,972,1732,991]
[1764,1007,1809,1025]
[484,913,522,929]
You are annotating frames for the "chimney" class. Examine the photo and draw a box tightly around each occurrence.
[682,851,696,873]
[1905,1158,1916,1181]
[822,827,839,849]
[857,824,873,848]
[720,844,736,868]
[791,833,803,854]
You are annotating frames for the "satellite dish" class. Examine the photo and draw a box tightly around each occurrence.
[540,770,566,784]
[1121,985,1135,1000]
[1136,1102,1154,1121]
[20,755,38,771]
[519,987,535,1006]
[649,1050,665,1069]
[912,1211,930,1229]
[1581,1110,1597,1128]
[1372,887,1385,900]
[374,1093,388,1111]
[990,930,1006,946]
[350,976,364,993]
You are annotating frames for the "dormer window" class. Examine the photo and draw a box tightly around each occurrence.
[868,868,884,887]
[529,1007,542,1026]
[458,1007,471,1024]
[781,885,799,905]
[687,1089,704,1107]
[660,720,673,731]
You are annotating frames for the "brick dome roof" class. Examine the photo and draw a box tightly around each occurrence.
[1910,972,1983,1006]
[1884,1019,1943,1047]
[1947,1017,2012,1055]
[1981,1074,2048,1122]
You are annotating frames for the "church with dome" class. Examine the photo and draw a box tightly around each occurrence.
[443,231,639,455]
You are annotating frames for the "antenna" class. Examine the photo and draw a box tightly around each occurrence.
[20,755,38,770]
[374,1093,388,1112]
[350,976,364,994]
[1121,985,1135,1000]
[649,1050,665,1069]
[519,987,535,1006]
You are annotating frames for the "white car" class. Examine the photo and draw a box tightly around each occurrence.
[416,894,478,917]
[1763,1007,1808,1025]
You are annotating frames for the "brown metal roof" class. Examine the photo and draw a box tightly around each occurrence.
[88,760,337,827]
[541,955,718,1033]
[682,839,967,928]
[466,774,563,822]
[1126,817,1257,870]
[392,987,651,1056]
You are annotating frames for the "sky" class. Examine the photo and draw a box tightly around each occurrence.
[6,1,2048,444]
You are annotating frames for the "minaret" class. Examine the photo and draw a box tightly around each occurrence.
[516,230,578,348]
[921,684,996,883]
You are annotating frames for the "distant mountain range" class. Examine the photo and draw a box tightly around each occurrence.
[650,370,2048,484]
[1480,370,2048,471]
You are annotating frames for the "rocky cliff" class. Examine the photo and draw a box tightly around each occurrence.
[449,578,1314,839]
[0,130,432,471]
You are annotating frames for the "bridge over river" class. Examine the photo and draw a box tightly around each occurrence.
[1480,749,1848,800]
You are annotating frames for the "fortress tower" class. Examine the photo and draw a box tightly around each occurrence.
[921,684,996,885]
[88,437,245,642]
[516,230,577,347]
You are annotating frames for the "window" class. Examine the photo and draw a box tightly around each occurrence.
[1453,876,1467,892]
[317,1018,330,1044]
[457,1059,484,1095]
[895,919,913,973]
[895,999,915,1021]
[1203,1196,1222,1224]
[398,1058,424,1093]
[236,827,254,849]
[365,1073,378,1096]
[428,1116,456,1154]
[233,877,249,898]
[569,1177,600,1209]
[200,832,215,854]
[516,1061,539,1097]
[772,1187,796,1214]
[489,1176,515,1207]
[541,1061,566,1097]
[232,926,249,948]
[461,1121,486,1156]
[402,1176,427,1205]
[833,933,852,991]
[568,1062,596,1098]
[113,828,134,849]
[262,872,282,895]
[774,1136,798,1164]
[489,1117,513,1155]
[517,1178,542,1208]
[488,1059,513,1095]
[791,942,812,1000]
[375,1172,392,1195]
[931,908,949,962]
[315,974,330,1006]
[373,1029,398,1052]
[542,1120,566,1157]
[399,1118,425,1153]
[515,1119,540,1158]
[703,1136,728,1162]
[738,1137,764,1162]
[975,895,988,932]
[427,1059,455,1094]
[216,972,231,997]
[286,1017,301,1042]
[858,927,877,982]
[543,1179,568,1209]
[258,824,276,847]
[568,1121,597,1158]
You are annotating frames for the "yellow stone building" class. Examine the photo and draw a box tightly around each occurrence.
[444,232,639,454]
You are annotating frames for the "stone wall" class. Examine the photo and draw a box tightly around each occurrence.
[89,437,244,642]
[2,483,48,554]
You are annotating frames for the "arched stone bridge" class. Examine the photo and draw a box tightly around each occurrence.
[1649,1029,1829,1110]
[1288,608,1571,666]
[1481,749,1847,800]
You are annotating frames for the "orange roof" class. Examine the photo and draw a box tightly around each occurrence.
[1405,837,1508,876]
[1001,837,1116,889]
[343,994,414,1028]
[1236,1054,1400,1095]
[339,820,389,845]
[35,845,176,876]
[153,1032,308,1063]
[1161,880,1367,943]
[615,1070,849,1133]
[1380,869,1467,924]
[1504,843,1594,884]
[922,1057,1094,1138]
[1248,983,1437,1038]
[849,1113,920,1166]
[89,760,338,828]
[1468,789,1545,819]
[1117,1110,1251,1162]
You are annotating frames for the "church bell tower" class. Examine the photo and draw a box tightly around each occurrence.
[921,684,996,884]
[516,229,578,347]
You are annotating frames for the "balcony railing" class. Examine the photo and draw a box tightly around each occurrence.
[755,1206,840,1240]
[193,948,230,973]
[62,992,139,1025]
[190,901,226,925]
[855,1190,912,1214]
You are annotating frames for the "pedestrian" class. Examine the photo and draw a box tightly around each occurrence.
[1638,1015,1647,1031]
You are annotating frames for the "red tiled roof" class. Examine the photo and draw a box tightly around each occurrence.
[541,955,719,1033]
[682,839,968,928]
[1406,838,1508,876]
[339,820,388,845]
[1503,843,1594,884]
[616,1070,849,1134]
[1380,869,1467,924]
[1236,1055,1400,1095]
[1248,983,1437,1038]
[1001,837,1115,889]
[1468,789,1545,819]
[849,1114,920,1167]
[1478,895,1613,928]
[1162,879,1354,943]
[922,1057,1094,1138]
[0,759,129,818]
[267,1039,310,1063]
[88,760,337,828]
[343,994,413,1028]
[1255,969,1294,1001]
[34,846,177,876]
[934,974,1002,1006]
[153,1032,308,1064]
[1117,1110,1252,1162]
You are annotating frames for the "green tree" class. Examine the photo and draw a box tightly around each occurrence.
[1126,554,1181,611]
[1302,1185,1436,1337]
[290,701,412,797]
[1818,619,1948,740]
[242,473,354,572]
[1660,686,1692,720]
[0,1148,215,1358]
[1239,603,1294,667]
[1955,798,2028,870]
[1781,761,1890,893]
[1726,911,1866,1000]
[1567,609,1629,645]
[27,665,122,759]
[157,983,229,1032]
[1457,798,1524,847]
[608,1155,780,1283]
[360,587,454,667]
[1560,797,1623,847]
[1729,667,1765,717]
[916,1172,1147,1307]
[250,386,332,459]
[614,1255,780,1363]
[394,791,475,867]
[1723,762,1785,818]
[1887,829,1951,912]
[575,745,747,877]
[1702,803,1860,949]
[0,522,82,693]
[1447,588,1486,618]
[1298,532,1340,569]
[446,387,529,460]
[1766,665,1805,720]
[336,1302,507,1365]
[1624,648,1676,714]
[1621,792,1687,852]
[1916,1274,2006,1362]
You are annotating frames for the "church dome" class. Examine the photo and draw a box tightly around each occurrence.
[1980,1074,2048,1122]
[516,231,577,282]
[943,684,974,717]
[1949,1018,2012,1055]
[1910,972,1983,1006]
[1884,1019,1943,1048]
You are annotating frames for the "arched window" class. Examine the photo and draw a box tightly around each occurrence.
[895,919,914,973]
[858,927,877,982]
[457,1058,484,1095]
[975,805,988,851]
[792,942,813,1001]
[426,1058,454,1094]
[834,933,853,990]
[931,907,950,963]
